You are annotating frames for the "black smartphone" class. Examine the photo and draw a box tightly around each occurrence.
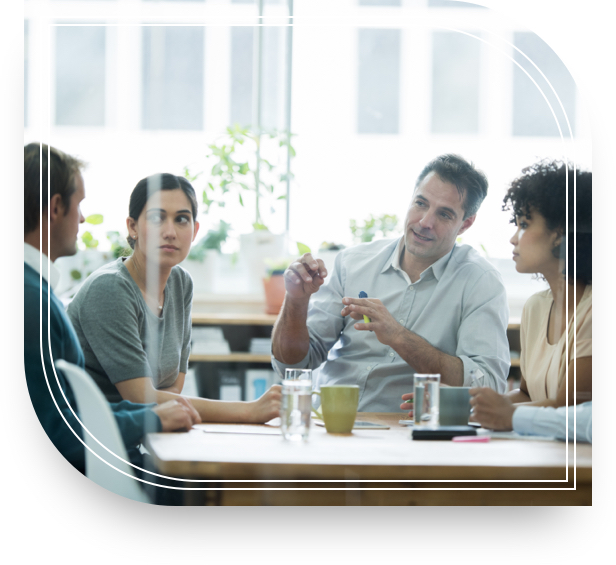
[411,426,477,440]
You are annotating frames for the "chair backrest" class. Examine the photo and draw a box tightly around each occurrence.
[55,360,151,504]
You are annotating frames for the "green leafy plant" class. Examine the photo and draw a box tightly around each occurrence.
[106,230,132,259]
[349,214,399,244]
[187,221,232,262]
[80,214,104,249]
[186,124,296,232]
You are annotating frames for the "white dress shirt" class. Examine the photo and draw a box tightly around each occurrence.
[24,242,60,290]
[272,237,510,412]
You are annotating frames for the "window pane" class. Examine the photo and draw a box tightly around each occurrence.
[262,26,282,129]
[142,26,204,130]
[230,26,254,127]
[431,31,480,134]
[512,32,576,137]
[55,26,106,126]
[357,28,401,134]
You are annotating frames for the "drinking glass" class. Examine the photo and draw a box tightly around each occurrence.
[413,374,440,428]
[280,379,312,441]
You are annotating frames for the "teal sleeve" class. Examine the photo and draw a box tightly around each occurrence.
[110,401,162,448]
[24,284,86,473]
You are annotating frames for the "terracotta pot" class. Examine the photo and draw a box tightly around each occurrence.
[262,274,286,315]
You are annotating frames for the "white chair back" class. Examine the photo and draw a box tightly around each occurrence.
[55,360,151,504]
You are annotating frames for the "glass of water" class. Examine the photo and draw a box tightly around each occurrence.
[280,379,313,441]
[413,374,440,428]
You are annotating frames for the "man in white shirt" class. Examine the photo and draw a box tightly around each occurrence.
[271,154,510,412]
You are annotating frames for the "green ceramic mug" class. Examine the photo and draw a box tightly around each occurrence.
[311,385,360,433]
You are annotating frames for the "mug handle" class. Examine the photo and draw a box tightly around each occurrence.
[311,390,322,420]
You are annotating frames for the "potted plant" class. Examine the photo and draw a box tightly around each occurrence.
[181,221,231,296]
[187,124,296,295]
[262,258,290,315]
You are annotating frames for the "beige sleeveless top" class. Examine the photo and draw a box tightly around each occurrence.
[520,285,592,401]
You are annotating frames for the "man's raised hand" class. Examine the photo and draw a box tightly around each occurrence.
[284,253,328,300]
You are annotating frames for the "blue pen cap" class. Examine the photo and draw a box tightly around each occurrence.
[359,291,368,298]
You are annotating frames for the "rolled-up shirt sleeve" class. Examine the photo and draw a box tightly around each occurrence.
[512,402,592,443]
[457,269,510,392]
[271,252,347,379]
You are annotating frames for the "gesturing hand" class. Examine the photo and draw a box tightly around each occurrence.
[284,253,328,301]
[341,296,405,347]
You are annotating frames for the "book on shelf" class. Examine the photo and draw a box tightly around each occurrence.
[245,369,276,401]
[220,370,243,401]
[192,326,231,355]
[191,341,231,355]
[249,337,272,354]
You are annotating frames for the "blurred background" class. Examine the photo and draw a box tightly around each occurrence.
[24,0,590,309]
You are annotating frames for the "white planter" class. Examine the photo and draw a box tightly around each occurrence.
[181,250,220,297]
[239,231,288,296]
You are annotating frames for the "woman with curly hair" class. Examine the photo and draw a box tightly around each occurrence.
[469,160,591,430]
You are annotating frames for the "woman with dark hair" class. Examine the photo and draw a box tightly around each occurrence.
[68,173,281,424]
[468,161,592,429]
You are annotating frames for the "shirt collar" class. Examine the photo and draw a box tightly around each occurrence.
[24,242,61,291]
[384,236,455,282]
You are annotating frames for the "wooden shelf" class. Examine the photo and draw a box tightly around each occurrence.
[192,309,520,330]
[189,303,522,372]
[189,353,271,363]
[191,313,277,326]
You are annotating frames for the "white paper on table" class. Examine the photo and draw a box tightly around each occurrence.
[193,424,281,436]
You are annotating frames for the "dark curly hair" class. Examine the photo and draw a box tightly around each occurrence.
[502,160,591,285]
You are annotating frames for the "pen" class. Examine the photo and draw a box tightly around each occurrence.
[358,291,370,323]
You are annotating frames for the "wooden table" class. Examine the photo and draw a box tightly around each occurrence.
[145,413,591,505]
